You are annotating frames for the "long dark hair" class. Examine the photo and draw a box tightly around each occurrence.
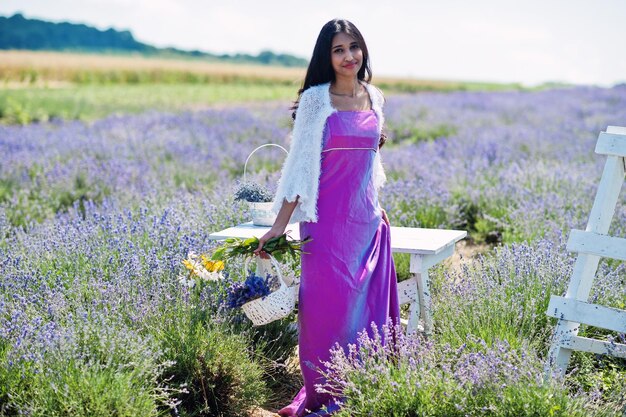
[292,19,387,148]
[292,19,372,118]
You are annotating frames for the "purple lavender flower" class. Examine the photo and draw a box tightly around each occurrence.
[225,270,272,309]
[1,85,625,413]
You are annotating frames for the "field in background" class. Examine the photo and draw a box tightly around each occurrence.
[0,50,307,85]
[0,50,525,124]
[1,49,624,415]
[1,84,625,416]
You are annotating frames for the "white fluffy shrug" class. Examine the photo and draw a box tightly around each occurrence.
[271,81,387,223]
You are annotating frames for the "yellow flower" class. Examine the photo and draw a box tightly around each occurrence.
[182,259,196,271]
[182,256,202,277]
[201,255,225,272]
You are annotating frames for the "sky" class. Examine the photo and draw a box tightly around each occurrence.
[2,0,626,87]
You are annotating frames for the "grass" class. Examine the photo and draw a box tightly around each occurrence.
[0,84,299,123]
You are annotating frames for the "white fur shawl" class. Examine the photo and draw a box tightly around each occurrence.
[271,81,387,223]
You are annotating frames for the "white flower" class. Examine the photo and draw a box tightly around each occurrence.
[177,274,196,288]
[196,268,223,282]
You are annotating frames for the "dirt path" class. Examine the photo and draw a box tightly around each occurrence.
[249,407,281,417]
[445,240,490,274]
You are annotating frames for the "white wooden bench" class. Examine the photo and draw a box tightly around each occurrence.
[209,222,466,335]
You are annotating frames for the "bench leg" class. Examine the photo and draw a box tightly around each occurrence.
[397,277,421,334]
[406,298,421,334]
[410,255,433,336]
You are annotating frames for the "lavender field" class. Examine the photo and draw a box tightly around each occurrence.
[1,85,625,416]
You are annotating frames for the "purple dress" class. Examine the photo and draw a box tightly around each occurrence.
[278,110,401,416]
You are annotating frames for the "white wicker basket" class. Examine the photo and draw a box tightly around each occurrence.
[243,144,288,226]
[241,255,298,326]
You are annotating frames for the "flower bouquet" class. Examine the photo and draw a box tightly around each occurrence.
[213,233,311,325]
[210,232,311,264]
[178,252,225,288]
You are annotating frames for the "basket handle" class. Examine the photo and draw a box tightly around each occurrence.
[244,254,288,290]
[243,143,288,184]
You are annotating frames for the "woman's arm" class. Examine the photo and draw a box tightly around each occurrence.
[254,196,299,257]
[270,88,322,222]
[381,208,390,227]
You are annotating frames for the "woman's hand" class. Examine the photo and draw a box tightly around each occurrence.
[254,197,299,258]
[381,209,391,227]
[254,226,286,259]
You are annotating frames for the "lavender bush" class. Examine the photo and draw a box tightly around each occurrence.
[381,85,626,243]
[432,239,576,349]
[316,319,591,417]
[1,85,625,414]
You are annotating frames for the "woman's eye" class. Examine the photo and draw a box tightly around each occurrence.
[350,44,360,50]
[334,48,343,53]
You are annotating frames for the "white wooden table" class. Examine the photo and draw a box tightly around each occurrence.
[209,222,466,335]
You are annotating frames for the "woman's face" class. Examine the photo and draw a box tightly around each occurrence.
[330,32,363,79]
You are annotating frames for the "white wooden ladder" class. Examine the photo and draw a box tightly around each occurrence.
[545,125,626,377]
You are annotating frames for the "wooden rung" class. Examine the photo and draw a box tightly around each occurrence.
[560,336,626,359]
[547,296,626,333]
[397,278,417,305]
[567,229,626,261]
[596,132,626,157]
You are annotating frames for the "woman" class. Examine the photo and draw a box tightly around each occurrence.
[254,18,400,416]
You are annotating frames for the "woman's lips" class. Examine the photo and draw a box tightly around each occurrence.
[343,62,357,69]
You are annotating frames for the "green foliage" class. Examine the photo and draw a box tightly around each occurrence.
[326,336,589,417]
[378,80,525,94]
[394,199,448,229]
[0,320,169,416]
[0,341,19,415]
[0,95,53,124]
[393,252,412,282]
[0,84,297,125]
[254,50,307,67]
[2,169,109,229]
[0,13,153,52]
[334,373,586,417]
[211,235,312,264]
[568,351,626,414]
[449,195,480,231]
[444,191,514,244]
[17,360,161,417]
[0,198,295,414]
[228,315,301,409]
[431,241,571,350]
[55,173,108,218]
[387,122,458,145]
[0,13,307,66]
[157,317,269,417]
[0,178,15,203]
